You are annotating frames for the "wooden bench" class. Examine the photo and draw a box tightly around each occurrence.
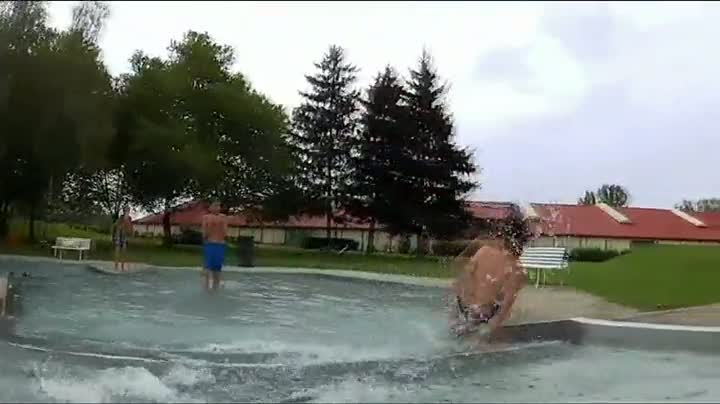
[519,247,570,288]
[52,237,92,260]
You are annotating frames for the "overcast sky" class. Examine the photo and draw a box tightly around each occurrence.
[48,1,719,208]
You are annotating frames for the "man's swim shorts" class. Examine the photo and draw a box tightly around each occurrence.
[203,242,226,272]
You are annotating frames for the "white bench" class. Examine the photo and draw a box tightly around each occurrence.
[52,237,92,260]
[519,247,570,288]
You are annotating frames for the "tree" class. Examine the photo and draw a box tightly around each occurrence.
[596,184,630,207]
[578,190,597,205]
[59,76,134,222]
[123,31,297,244]
[121,50,199,245]
[0,1,114,240]
[347,66,406,253]
[675,198,720,212]
[199,75,295,218]
[382,50,477,253]
[60,167,131,222]
[289,45,360,241]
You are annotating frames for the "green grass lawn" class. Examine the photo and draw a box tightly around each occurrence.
[1,220,453,278]
[4,219,720,309]
[555,244,720,310]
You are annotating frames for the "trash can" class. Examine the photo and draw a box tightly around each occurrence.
[236,236,255,267]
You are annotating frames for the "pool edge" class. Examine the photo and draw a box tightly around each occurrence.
[0,253,452,288]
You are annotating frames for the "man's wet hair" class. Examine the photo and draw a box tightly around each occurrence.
[491,205,535,257]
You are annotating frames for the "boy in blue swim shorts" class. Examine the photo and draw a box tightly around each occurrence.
[201,200,229,290]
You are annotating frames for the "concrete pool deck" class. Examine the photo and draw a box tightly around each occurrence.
[2,254,719,327]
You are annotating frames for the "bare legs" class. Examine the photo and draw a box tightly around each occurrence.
[114,246,120,271]
[114,246,127,272]
[202,269,210,290]
[202,270,221,291]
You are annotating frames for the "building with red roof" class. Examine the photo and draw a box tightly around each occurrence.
[133,200,720,252]
[528,203,720,251]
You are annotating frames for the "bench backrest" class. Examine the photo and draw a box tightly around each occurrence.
[55,237,92,250]
[519,247,569,270]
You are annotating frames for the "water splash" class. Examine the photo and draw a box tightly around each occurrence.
[32,362,209,403]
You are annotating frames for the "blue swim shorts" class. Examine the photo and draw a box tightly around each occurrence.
[203,242,226,272]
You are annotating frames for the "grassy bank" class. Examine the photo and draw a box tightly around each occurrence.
[0,237,453,279]
[3,220,720,309]
[1,219,454,277]
[560,245,720,310]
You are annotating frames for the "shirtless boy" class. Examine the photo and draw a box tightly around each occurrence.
[112,206,133,272]
[201,200,229,290]
[450,207,537,339]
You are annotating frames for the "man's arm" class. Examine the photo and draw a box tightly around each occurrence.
[222,215,229,240]
[201,215,208,242]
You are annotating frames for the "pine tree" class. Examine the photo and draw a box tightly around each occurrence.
[395,50,477,251]
[289,45,360,241]
[347,66,406,252]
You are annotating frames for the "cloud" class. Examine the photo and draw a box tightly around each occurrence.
[472,2,720,207]
[46,1,720,208]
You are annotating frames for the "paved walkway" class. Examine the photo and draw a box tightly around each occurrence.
[619,304,720,327]
[506,286,639,325]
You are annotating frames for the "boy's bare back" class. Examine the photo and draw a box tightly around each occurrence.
[202,213,228,244]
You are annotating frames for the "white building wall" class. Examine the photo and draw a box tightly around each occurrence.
[528,236,631,251]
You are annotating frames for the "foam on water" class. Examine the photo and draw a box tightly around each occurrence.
[302,377,415,403]
[187,338,443,366]
[32,362,210,403]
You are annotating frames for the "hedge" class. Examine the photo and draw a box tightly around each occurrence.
[569,247,622,262]
[302,237,359,251]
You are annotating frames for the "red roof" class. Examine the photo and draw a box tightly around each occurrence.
[694,212,720,227]
[134,200,720,242]
[134,200,513,230]
[532,204,720,242]
[134,202,373,230]
[465,201,515,220]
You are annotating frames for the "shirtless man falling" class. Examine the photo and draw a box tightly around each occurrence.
[450,207,538,339]
[201,200,229,290]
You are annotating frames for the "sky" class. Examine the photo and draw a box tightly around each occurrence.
[48,1,720,209]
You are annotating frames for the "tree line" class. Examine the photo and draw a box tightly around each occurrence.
[578,185,720,214]
[0,1,477,251]
[578,184,631,207]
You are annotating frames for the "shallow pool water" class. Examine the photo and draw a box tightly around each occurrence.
[1,259,719,402]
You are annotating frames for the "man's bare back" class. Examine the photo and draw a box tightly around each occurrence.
[451,244,527,336]
[456,245,520,303]
[202,213,228,244]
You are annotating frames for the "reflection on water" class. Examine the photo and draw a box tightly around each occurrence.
[0,259,719,402]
